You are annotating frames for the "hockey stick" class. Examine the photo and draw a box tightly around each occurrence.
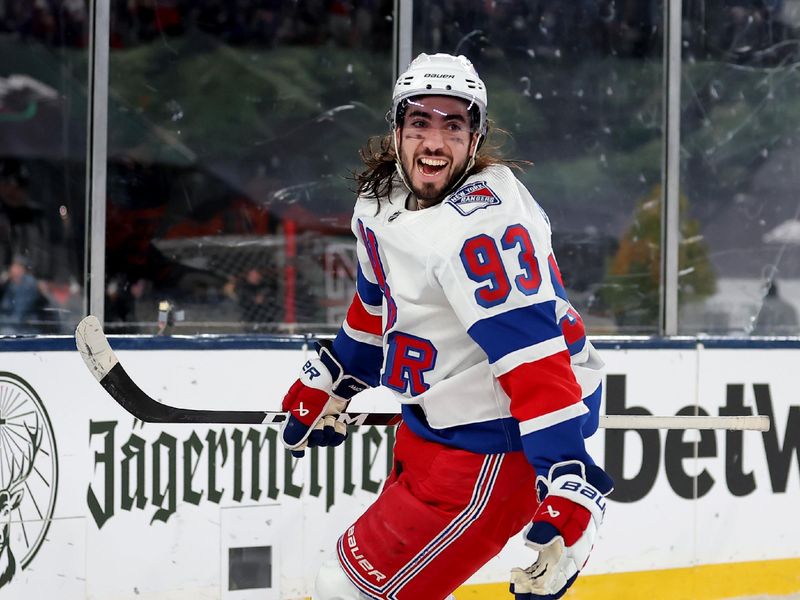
[75,316,770,431]
[75,316,400,426]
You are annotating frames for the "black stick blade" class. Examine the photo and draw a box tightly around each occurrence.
[76,315,273,424]
[102,362,273,424]
[75,316,402,426]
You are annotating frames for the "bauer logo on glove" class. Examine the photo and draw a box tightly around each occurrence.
[510,460,613,600]
[557,479,608,515]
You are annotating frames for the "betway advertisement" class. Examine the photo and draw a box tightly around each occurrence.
[0,343,797,599]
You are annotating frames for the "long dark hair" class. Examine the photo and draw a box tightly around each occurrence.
[352,124,525,204]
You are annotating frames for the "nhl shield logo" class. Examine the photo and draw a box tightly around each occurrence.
[446,181,501,216]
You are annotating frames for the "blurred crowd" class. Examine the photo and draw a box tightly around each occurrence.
[2,0,799,335]
[0,0,798,64]
[0,0,393,50]
[0,159,82,334]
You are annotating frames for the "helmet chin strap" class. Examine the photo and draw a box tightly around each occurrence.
[393,129,483,207]
[392,129,414,193]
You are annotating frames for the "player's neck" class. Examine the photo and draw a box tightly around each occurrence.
[406,193,442,211]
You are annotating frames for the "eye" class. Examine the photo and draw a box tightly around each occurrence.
[447,122,465,132]
[410,119,428,128]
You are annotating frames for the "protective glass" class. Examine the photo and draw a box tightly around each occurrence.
[399,97,477,144]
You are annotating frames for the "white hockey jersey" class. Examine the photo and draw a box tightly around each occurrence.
[331,165,604,473]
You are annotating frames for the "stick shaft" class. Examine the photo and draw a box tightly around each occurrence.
[75,316,771,431]
[600,415,769,431]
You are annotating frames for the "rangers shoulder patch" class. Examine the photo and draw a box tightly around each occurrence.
[445,181,501,216]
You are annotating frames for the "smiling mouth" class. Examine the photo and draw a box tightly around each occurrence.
[417,156,448,177]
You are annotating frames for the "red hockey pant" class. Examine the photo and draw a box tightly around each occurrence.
[336,424,538,600]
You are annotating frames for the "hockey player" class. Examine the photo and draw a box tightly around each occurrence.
[279,53,613,600]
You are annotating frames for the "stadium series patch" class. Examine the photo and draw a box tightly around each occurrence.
[445,181,501,216]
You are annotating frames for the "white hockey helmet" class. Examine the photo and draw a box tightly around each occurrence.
[390,53,487,136]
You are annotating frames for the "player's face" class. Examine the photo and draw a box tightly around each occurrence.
[397,96,477,203]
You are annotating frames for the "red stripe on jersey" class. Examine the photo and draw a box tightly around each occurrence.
[346,292,382,336]
[561,307,586,346]
[548,254,564,287]
[498,350,582,423]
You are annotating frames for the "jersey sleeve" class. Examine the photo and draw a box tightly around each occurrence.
[432,176,597,476]
[548,251,605,438]
[330,214,385,387]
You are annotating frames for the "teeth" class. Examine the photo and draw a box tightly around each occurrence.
[419,157,447,166]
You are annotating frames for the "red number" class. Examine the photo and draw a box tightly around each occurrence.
[460,234,512,308]
[461,225,545,307]
[502,224,542,295]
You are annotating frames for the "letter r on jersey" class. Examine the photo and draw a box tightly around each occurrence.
[382,332,437,396]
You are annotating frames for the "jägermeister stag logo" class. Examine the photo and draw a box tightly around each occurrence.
[0,373,58,589]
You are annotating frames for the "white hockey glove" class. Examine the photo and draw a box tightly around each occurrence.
[510,461,613,599]
[280,340,369,457]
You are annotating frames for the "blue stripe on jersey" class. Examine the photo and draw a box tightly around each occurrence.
[581,382,602,437]
[401,404,523,454]
[401,388,601,474]
[566,335,586,357]
[356,264,383,307]
[559,309,587,357]
[467,301,561,364]
[521,416,595,477]
[332,329,383,387]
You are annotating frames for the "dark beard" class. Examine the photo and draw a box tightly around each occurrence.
[411,159,469,204]
[414,180,444,202]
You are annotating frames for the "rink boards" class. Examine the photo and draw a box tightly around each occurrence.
[0,338,798,599]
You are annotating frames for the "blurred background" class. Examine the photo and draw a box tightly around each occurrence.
[0,0,798,337]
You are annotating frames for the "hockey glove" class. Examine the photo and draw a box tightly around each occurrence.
[280,340,369,458]
[510,461,613,599]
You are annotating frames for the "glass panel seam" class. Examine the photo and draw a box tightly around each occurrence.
[85,0,110,323]
[662,0,682,336]
[395,0,413,78]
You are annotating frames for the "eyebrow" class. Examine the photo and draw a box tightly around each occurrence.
[406,109,467,122]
